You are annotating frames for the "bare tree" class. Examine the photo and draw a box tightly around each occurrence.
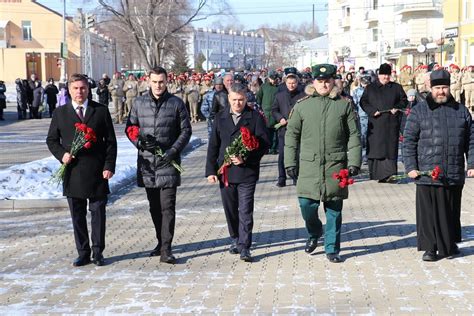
[96,0,214,69]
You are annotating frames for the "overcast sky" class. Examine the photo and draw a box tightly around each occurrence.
[37,0,327,32]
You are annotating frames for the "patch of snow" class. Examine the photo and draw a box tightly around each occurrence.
[0,136,200,200]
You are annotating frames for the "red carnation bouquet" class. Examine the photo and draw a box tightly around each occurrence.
[51,123,97,185]
[217,126,260,186]
[388,165,442,182]
[332,169,355,188]
[126,125,184,173]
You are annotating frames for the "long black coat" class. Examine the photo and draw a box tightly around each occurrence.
[126,90,192,188]
[46,101,117,198]
[205,106,270,183]
[403,94,474,186]
[44,84,59,105]
[360,81,407,159]
[271,85,306,136]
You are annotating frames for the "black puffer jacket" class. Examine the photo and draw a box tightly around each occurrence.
[403,94,474,186]
[126,90,192,188]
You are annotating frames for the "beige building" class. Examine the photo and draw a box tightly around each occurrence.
[0,0,114,83]
[328,0,444,70]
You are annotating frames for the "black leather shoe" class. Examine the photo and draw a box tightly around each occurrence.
[276,181,286,188]
[240,249,252,262]
[229,239,239,254]
[73,256,91,267]
[305,239,318,254]
[326,253,343,263]
[150,243,162,257]
[422,250,437,262]
[160,252,176,264]
[92,254,105,266]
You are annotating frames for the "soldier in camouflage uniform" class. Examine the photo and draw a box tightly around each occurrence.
[399,65,415,93]
[450,64,462,103]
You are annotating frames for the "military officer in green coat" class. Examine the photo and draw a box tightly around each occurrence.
[284,64,362,263]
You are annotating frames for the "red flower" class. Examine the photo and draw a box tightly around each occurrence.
[339,169,349,178]
[339,178,348,188]
[240,126,260,151]
[84,142,92,149]
[126,125,140,142]
[431,165,441,180]
[333,168,355,188]
[75,123,87,133]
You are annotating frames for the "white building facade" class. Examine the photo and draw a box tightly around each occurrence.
[187,28,265,71]
[328,0,444,70]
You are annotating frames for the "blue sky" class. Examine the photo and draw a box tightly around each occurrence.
[37,0,327,31]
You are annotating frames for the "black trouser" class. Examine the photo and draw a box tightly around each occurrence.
[219,181,256,251]
[277,133,286,182]
[0,107,3,119]
[67,196,107,258]
[145,187,177,253]
[48,102,56,117]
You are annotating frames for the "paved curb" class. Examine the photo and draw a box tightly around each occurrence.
[0,137,204,211]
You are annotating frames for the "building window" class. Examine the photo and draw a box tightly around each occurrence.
[372,0,378,10]
[372,28,378,42]
[22,21,32,41]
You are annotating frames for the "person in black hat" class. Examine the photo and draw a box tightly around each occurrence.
[360,63,408,182]
[403,69,474,261]
[285,63,361,263]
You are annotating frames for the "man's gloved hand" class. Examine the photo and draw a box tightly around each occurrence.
[163,147,178,163]
[348,166,360,177]
[286,167,298,181]
[137,134,158,153]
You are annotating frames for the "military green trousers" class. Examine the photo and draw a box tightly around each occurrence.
[298,197,343,254]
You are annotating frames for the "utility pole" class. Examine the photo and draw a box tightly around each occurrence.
[312,4,315,37]
[60,0,67,82]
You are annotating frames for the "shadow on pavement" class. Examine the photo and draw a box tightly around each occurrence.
[103,221,473,264]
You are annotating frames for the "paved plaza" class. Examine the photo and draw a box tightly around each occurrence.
[0,105,473,314]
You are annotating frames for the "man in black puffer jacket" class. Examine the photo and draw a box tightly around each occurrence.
[126,66,192,264]
[403,69,474,262]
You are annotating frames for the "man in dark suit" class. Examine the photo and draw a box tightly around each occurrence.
[271,71,306,187]
[47,73,117,267]
[205,83,269,262]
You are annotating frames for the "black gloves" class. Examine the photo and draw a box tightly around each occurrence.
[348,166,360,177]
[286,167,298,181]
[163,147,178,163]
[137,134,158,153]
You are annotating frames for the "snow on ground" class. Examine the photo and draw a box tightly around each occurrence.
[0,136,201,200]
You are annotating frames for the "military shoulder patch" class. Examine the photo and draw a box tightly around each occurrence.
[296,95,310,103]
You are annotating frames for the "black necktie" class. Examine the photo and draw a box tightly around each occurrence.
[77,105,84,121]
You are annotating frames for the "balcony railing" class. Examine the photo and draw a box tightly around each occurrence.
[394,0,442,15]
[364,10,379,23]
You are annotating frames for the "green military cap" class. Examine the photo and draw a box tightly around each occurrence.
[311,64,337,80]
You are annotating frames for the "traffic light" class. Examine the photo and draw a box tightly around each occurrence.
[57,59,61,68]
[85,13,95,29]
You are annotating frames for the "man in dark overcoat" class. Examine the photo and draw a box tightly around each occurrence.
[360,63,407,182]
[126,66,191,264]
[271,71,305,187]
[403,69,474,261]
[205,83,269,262]
[46,73,117,267]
